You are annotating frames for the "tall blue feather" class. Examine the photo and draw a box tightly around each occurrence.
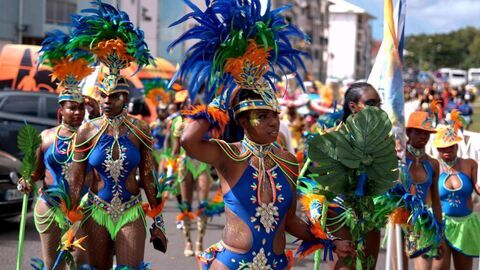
[168,0,310,103]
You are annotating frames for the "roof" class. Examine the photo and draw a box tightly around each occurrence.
[329,0,373,17]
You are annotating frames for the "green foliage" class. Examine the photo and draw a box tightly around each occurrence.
[404,27,480,70]
[307,107,398,269]
[307,106,398,197]
[17,124,41,180]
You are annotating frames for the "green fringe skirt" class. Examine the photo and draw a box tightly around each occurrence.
[445,212,480,257]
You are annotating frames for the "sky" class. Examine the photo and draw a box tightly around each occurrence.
[345,0,480,40]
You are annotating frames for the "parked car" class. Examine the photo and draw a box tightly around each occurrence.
[0,150,33,218]
[0,90,58,158]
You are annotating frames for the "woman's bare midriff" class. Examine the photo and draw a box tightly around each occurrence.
[216,144,289,257]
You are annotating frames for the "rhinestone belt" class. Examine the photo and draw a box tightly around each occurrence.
[87,191,141,222]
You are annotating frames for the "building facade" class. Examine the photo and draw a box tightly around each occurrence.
[327,0,373,81]
[0,0,162,57]
[271,0,330,82]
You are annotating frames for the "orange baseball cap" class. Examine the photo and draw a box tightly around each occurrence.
[406,111,436,133]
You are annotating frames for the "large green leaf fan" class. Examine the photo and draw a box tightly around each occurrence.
[307,106,398,197]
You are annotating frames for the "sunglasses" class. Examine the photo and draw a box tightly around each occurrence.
[364,99,382,107]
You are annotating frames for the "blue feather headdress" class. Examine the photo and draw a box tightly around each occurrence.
[168,0,309,110]
[38,30,95,104]
[69,0,154,95]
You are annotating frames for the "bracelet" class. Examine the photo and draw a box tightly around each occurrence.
[327,232,342,242]
[154,214,166,234]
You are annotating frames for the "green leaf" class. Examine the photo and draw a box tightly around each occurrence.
[17,124,41,157]
[17,124,41,180]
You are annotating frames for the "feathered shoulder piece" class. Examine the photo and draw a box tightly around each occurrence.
[168,0,309,105]
[69,0,153,75]
[39,30,94,86]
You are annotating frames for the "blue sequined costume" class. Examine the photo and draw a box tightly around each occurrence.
[199,140,294,269]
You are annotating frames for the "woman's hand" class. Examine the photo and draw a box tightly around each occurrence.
[83,95,100,119]
[436,240,448,259]
[333,239,356,257]
[17,177,32,194]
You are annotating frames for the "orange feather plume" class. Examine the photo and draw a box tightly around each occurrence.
[183,104,230,139]
[60,202,83,224]
[93,38,134,66]
[310,222,329,240]
[146,88,171,107]
[450,109,463,132]
[177,211,196,222]
[285,250,294,269]
[430,99,439,114]
[224,40,270,83]
[51,58,94,82]
[389,207,410,225]
[146,200,167,219]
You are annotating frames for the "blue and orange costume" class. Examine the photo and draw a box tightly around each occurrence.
[30,29,96,269]
[66,1,166,268]
[80,117,148,239]
[433,111,480,258]
[169,0,334,268]
[198,139,296,269]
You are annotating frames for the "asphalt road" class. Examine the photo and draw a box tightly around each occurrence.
[1,197,478,270]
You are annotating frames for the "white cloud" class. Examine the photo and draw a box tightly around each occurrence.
[350,0,480,38]
[408,0,480,35]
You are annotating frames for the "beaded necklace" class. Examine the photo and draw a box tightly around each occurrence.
[213,137,298,185]
[440,157,459,175]
[52,123,77,165]
[73,111,153,162]
[407,144,426,165]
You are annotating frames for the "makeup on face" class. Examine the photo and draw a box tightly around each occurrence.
[61,101,85,126]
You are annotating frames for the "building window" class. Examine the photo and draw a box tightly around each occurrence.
[46,0,77,25]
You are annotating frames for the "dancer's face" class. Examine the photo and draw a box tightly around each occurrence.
[349,88,381,113]
[437,144,458,162]
[60,101,85,127]
[240,109,280,144]
[407,128,431,148]
[98,91,127,117]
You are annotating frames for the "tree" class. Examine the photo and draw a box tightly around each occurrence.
[404,27,480,70]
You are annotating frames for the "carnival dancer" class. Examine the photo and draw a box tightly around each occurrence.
[432,110,480,270]
[170,94,221,257]
[161,90,188,226]
[168,1,356,269]
[326,82,386,269]
[17,30,99,269]
[68,1,167,269]
[400,110,445,269]
[305,82,436,269]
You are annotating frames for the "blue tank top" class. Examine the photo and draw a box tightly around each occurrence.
[221,159,294,267]
[406,158,434,203]
[439,169,473,217]
[88,132,141,203]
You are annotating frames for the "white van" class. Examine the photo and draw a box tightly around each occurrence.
[468,68,480,83]
[438,68,467,87]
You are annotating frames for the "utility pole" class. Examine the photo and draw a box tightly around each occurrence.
[17,0,23,43]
